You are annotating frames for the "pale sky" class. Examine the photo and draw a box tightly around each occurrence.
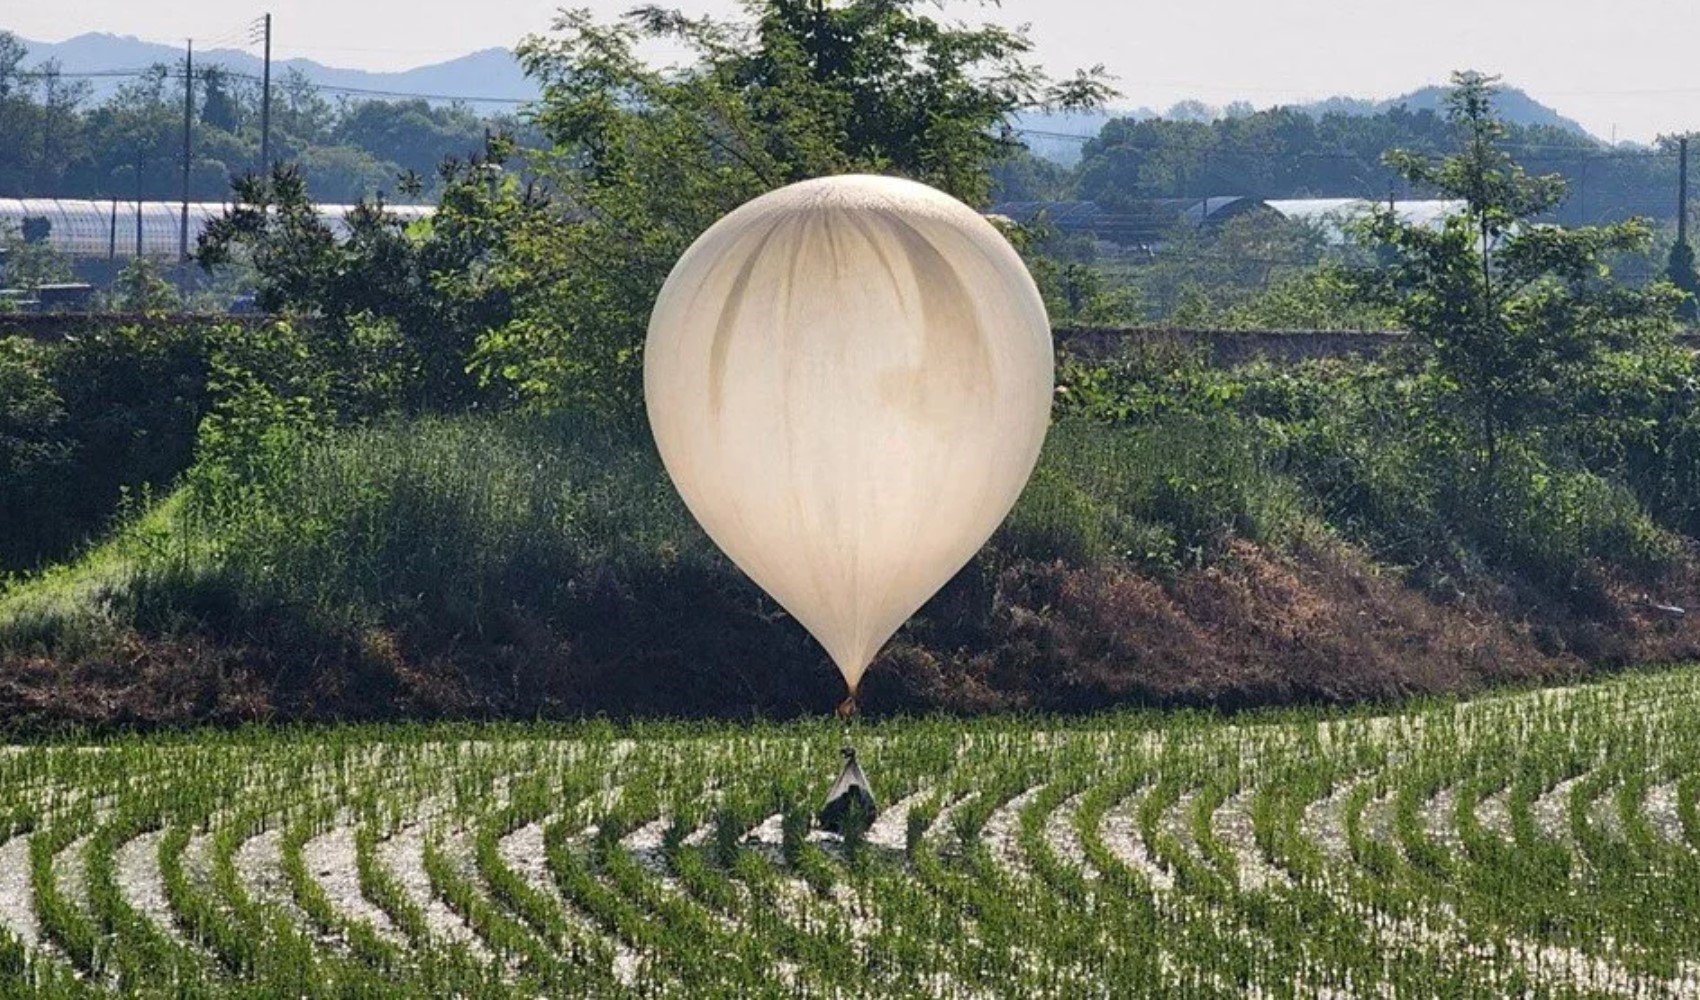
[9,0,1700,143]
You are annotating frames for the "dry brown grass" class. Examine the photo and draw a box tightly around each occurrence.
[6,533,1698,734]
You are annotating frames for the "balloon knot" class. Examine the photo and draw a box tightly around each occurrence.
[835,695,859,720]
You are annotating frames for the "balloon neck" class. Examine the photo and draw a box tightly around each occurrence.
[835,695,859,720]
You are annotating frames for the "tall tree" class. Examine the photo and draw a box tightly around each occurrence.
[198,142,543,412]
[199,65,243,133]
[1353,72,1679,489]
[473,0,1113,414]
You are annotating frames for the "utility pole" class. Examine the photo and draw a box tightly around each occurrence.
[41,72,56,194]
[134,147,144,257]
[180,39,193,277]
[1679,137,1689,249]
[258,13,272,174]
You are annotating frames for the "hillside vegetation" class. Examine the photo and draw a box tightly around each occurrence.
[5,334,1700,728]
[4,7,1700,731]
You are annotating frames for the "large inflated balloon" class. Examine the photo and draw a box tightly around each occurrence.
[645,174,1053,695]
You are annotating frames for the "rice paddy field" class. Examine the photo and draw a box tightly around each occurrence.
[2,666,1700,998]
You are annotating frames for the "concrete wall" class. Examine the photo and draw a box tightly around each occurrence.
[1056,326,1700,364]
[1054,326,1411,364]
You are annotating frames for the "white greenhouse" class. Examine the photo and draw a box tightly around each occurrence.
[1265,198,1466,243]
[0,199,435,259]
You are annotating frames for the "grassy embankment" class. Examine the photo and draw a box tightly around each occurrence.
[5,359,1698,730]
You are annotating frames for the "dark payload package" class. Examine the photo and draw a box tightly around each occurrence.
[817,745,878,833]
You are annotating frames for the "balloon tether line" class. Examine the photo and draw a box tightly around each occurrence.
[836,686,859,758]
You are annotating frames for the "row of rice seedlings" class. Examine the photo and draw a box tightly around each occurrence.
[1326,680,1686,993]
[5,665,1700,994]
[1235,718,1555,996]
[82,803,217,994]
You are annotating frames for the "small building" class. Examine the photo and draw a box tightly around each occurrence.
[34,283,95,310]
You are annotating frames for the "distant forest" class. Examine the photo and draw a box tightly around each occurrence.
[0,27,1686,229]
[0,31,535,204]
[999,105,1683,228]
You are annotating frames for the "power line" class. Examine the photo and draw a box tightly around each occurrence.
[15,63,528,105]
[14,68,163,80]
[277,79,527,104]
[1009,127,1672,158]
[7,65,1691,162]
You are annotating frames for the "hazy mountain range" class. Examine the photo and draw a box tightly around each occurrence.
[17,31,533,108]
[18,31,1600,158]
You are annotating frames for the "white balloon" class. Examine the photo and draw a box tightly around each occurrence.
[644,174,1053,695]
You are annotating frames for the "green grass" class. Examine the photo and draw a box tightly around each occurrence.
[0,665,1698,996]
[0,409,1302,656]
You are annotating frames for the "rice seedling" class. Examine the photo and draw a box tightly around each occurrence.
[0,668,1697,995]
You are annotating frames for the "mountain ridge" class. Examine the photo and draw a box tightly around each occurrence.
[16,31,533,107]
[15,32,1602,154]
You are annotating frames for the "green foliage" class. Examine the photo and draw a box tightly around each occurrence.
[0,323,213,573]
[1128,213,1337,321]
[1073,98,1671,228]
[199,150,538,411]
[103,256,178,312]
[0,31,527,203]
[184,411,700,636]
[1009,224,1145,326]
[0,219,71,292]
[1052,335,1688,591]
[472,0,1111,414]
[1354,72,1680,489]
[1067,211,1394,329]
[0,309,432,576]
[1009,74,1695,586]
[1002,416,1301,573]
[186,319,330,517]
[0,338,72,568]
[989,147,1072,202]
[1208,266,1394,330]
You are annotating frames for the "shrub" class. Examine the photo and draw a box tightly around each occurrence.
[0,338,73,570]
[0,323,210,574]
[1004,415,1302,574]
[181,411,706,636]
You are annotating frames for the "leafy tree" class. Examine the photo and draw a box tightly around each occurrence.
[84,66,180,200]
[989,146,1072,202]
[198,140,545,413]
[200,65,243,133]
[107,256,178,312]
[474,0,1112,414]
[1353,72,1680,489]
[0,34,519,204]
[0,219,72,290]
[1073,99,1669,227]
[0,337,71,568]
[21,60,92,196]
[332,99,490,180]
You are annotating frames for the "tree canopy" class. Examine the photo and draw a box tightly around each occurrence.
[469,0,1112,414]
[0,31,526,203]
